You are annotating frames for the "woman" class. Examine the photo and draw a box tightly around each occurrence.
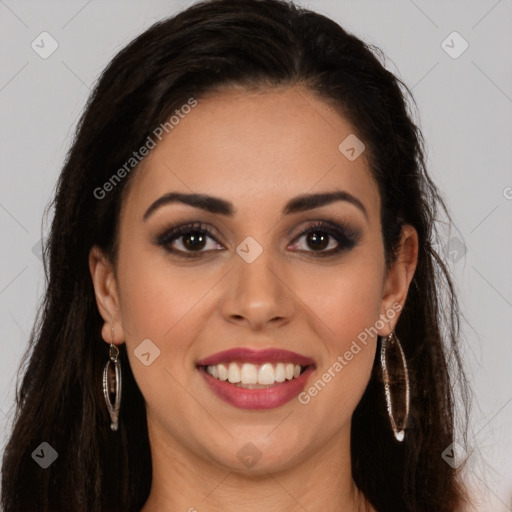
[1,0,471,510]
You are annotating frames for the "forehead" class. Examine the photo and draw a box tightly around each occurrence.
[122,86,380,222]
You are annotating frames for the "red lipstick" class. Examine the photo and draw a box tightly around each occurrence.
[196,347,316,410]
[196,347,315,366]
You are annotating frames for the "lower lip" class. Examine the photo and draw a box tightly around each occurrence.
[197,365,315,410]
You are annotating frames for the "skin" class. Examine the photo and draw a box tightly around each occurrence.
[89,85,418,512]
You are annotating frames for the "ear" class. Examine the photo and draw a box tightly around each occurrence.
[89,245,125,345]
[377,224,419,336]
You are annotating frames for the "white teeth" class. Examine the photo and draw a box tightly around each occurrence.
[257,363,275,385]
[205,362,304,386]
[241,363,258,384]
[275,363,286,382]
[228,362,241,383]
[217,363,228,381]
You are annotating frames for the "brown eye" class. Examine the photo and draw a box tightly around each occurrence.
[289,220,360,256]
[303,231,333,251]
[179,232,208,251]
[156,222,223,257]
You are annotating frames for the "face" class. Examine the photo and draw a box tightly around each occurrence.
[90,86,417,475]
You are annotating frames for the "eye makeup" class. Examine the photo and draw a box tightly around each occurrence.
[153,217,362,259]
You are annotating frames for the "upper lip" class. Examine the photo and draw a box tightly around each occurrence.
[196,348,316,367]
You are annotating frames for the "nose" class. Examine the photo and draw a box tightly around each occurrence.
[220,247,295,331]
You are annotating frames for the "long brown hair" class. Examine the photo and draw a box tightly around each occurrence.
[1,1,471,510]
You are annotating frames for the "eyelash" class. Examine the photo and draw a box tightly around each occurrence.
[155,220,361,259]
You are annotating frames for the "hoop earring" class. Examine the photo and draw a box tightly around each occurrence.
[103,326,122,431]
[380,332,410,442]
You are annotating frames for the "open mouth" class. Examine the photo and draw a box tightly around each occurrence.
[196,362,311,389]
[195,347,316,409]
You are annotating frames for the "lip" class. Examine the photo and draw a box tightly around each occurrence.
[198,365,316,410]
[196,347,316,367]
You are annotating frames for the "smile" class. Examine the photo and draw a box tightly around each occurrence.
[196,347,316,410]
[203,362,306,387]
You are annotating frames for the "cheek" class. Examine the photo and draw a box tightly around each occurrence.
[294,258,383,417]
[116,228,205,330]
[116,245,225,374]
[293,251,383,413]
[297,342,376,434]
[295,250,384,348]
[116,255,215,423]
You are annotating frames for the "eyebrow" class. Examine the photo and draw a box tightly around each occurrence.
[142,190,368,221]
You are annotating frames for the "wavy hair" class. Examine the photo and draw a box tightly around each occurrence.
[1,0,470,510]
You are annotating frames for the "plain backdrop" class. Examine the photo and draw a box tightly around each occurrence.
[0,1,511,510]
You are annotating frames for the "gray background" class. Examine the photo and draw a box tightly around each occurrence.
[0,1,511,510]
